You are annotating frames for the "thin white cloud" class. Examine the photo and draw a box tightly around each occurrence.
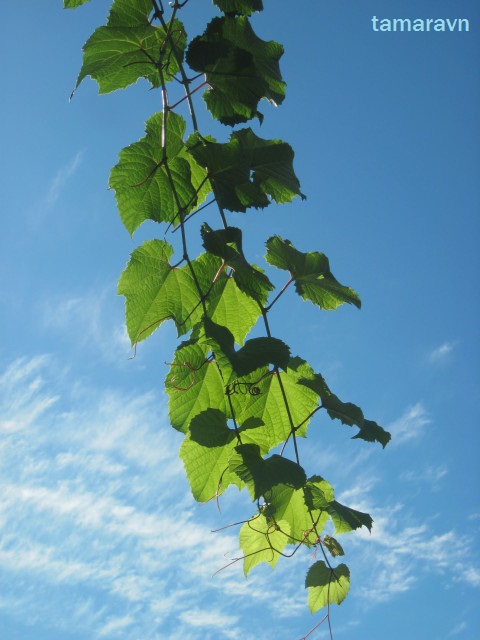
[0,355,287,640]
[447,621,468,637]
[401,464,448,488]
[426,341,455,364]
[387,402,431,445]
[45,150,84,209]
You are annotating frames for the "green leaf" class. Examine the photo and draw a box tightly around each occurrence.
[202,317,291,378]
[186,16,284,125]
[304,476,335,510]
[214,0,263,16]
[229,444,306,500]
[64,0,92,7]
[229,357,319,450]
[297,369,391,447]
[268,480,329,546]
[240,514,290,576]
[323,535,345,558]
[187,129,304,212]
[305,561,350,613]
[266,236,361,311]
[110,112,210,235]
[327,500,373,534]
[107,0,152,26]
[201,223,273,304]
[353,419,392,448]
[74,17,186,94]
[180,409,243,501]
[166,341,227,434]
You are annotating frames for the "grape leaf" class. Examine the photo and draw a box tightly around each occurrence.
[327,500,373,534]
[229,357,319,450]
[110,111,210,235]
[166,341,227,434]
[179,409,243,501]
[107,0,152,26]
[323,535,345,558]
[267,480,330,546]
[229,444,306,500]
[186,16,284,124]
[214,0,263,16]
[298,368,391,447]
[74,18,186,95]
[200,317,291,379]
[201,223,273,304]
[305,561,350,613]
[187,129,305,212]
[266,236,361,310]
[64,0,92,7]
[240,514,290,576]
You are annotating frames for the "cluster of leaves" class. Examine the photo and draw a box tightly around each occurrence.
[66,0,391,626]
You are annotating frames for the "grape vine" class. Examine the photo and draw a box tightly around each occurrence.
[65,0,391,634]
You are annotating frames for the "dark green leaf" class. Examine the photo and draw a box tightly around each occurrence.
[186,16,284,124]
[229,444,306,500]
[327,500,373,534]
[64,0,92,7]
[266,236,361,310]
[298,369,391,447]
[353,419,392,448]
[187,129,304,212]
[214,0,263,16]
[304,476,335,510]
[305,561,350,613]
[202,317,291,378]
[239,514,290,576]
[201,223,273,304]
[110,112,210,235]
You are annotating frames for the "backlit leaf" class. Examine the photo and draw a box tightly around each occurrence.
[110,111,210,235]
[305,561,350,613]
[229,444,306,500]
[214,0,263,16]
[266,236,361,310]
[240,514,290,576]
[327,500,373,534]
[187,129,304,212]
[186,16,284,124]
[74,17,186,94]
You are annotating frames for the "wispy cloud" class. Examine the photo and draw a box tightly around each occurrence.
[387,402,431,445]
[45,150,84,209]
[426,341,455,364]
[0,355,296,640]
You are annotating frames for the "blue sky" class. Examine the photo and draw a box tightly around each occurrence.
[1,1,479,639]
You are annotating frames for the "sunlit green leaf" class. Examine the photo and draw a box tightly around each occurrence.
[186,16,283,124]
[107,0,152,26]
[187,129,304,212]
[166,340,227,434]
[180,409,243,501]
[74,18,186,94]
[305,561,350,613]
[111,112,210,235]
[229,357,319,450]
[267,479,329,546]
[240,514,290,576]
